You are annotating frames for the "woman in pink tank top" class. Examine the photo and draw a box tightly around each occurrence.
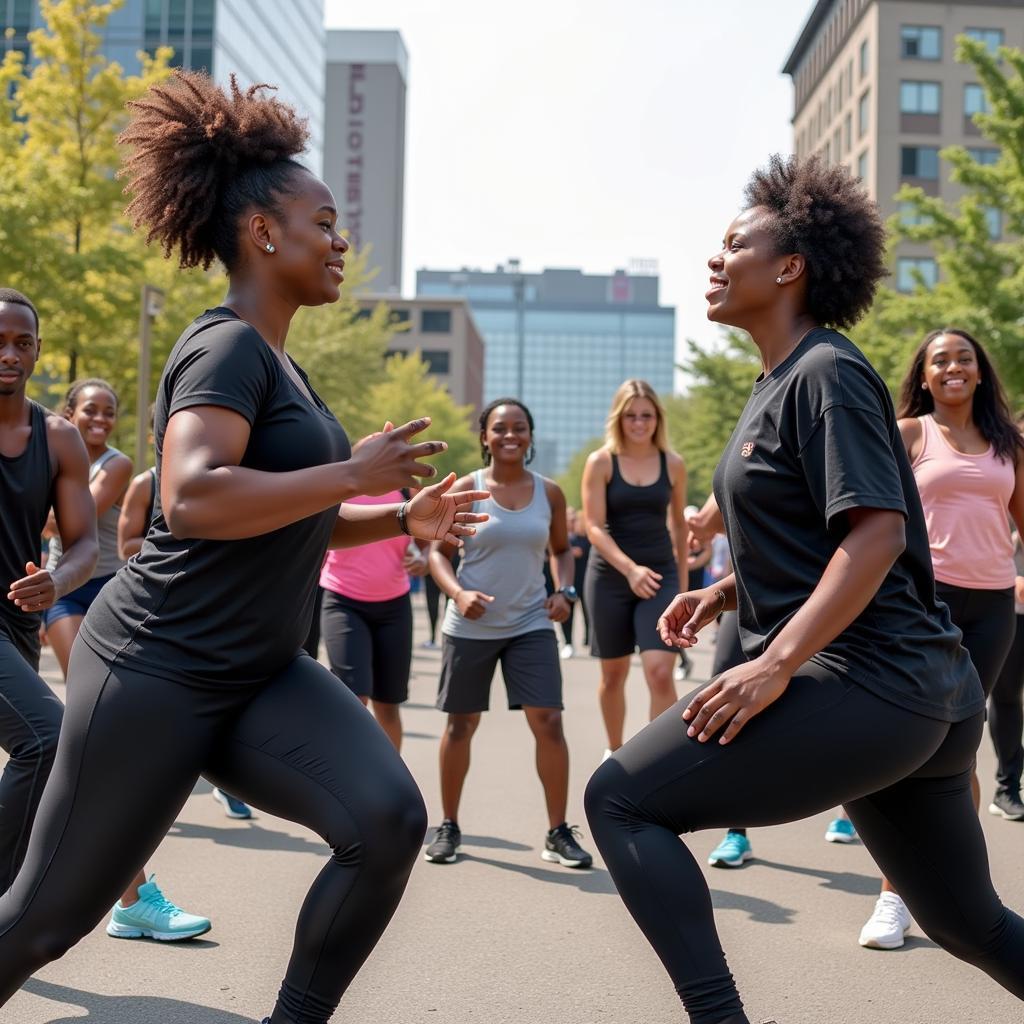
[858,327,1024,952]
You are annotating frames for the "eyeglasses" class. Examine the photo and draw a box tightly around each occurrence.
[623,413,656,422]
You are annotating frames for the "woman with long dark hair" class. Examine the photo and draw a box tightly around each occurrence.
[855,328,1024,950]
[584,155,1024,1024]
[0,71,486,1023]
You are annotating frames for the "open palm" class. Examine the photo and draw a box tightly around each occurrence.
[406,473,489,544]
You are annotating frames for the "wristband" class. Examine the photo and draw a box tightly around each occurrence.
[711,588,727,611]
[397,501,411,536]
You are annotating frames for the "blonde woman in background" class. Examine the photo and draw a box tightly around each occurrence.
[582,380,688,758]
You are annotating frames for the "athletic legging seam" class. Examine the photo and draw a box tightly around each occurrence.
[221,735,367,1021]
[0,667,112,941]
[0,689,48,889]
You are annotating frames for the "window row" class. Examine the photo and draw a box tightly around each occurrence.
[899,81,989,116]
[901,25,1004,61]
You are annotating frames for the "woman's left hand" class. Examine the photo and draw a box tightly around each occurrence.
[682,655,792,745]
[406,473,489,545]
[545,593,570,623]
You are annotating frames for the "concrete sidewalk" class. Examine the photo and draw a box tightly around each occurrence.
[2,598,1023,1024]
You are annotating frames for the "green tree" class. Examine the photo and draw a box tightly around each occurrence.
[362,351,479,480]
[556,435,604,510]
[854,35,1024,401]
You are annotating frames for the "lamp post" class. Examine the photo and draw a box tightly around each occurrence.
[509,258,525,398]
[135,284,164,471]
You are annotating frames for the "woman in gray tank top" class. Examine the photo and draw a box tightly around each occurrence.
[425,398,594,869]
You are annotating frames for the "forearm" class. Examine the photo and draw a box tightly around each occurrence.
[709,573,737,610]
[669,518,690,583]
[329,503,402,549]
[167,462,364,541]
[550,549,574,592]
[429,548,461,600]
[50,538,98,599]
[587,525,635,577]
[763,514,904,674]
[119,537,144,560]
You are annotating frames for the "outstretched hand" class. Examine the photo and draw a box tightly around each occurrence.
[406,473,489,545]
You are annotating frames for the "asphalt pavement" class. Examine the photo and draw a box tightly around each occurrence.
[2,598,1022,1024]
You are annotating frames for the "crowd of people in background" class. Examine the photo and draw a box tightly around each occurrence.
[1,70,1023,1024]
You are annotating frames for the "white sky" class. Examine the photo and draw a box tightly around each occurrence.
[324,0,817,390]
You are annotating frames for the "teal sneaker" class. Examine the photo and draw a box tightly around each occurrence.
[708,831,753,868]
[825,817,857,843]
[106,876,211,941]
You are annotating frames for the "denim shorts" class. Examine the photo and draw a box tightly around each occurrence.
[43,573,116,628]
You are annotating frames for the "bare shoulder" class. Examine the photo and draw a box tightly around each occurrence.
[541,476,565,504]
[584,446,612,479]
[896,417,922,456]
[665,449,687,474]
[449,471,483,494]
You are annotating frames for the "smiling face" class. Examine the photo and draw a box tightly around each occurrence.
[483,403,532,466]
[706,206,799,330]
[922,333,980,409]
[261,169,350,307]
[66,384,118,449]
[0,302,39,397]
[620,396,658,447]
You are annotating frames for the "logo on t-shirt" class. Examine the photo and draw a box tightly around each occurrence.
[740,441,755,458]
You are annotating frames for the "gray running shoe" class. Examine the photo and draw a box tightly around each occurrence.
[424,819,461,863]
[542,823,593,868]
[989,788,1024,821]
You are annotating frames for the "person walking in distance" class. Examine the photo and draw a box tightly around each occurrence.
[582,380,688,758]
[0,289,97,895]
[585,155,1024,1024]
[855,328,1024,951]
[0,72,486,1023]
[559,505,590,659]
[424,398,593,869]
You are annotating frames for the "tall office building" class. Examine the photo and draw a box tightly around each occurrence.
[3,0,326,175]
[784,1,1024,292]
[418,264,675,477]
[323,30,408,294]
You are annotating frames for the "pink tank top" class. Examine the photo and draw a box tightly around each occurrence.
[911,415,1015,589]
[319,491,413,602]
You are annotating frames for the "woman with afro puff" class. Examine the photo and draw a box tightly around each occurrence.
[0,72,488,1023]
[584,155,1024,1024]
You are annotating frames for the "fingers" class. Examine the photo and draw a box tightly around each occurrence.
[455,490,490,505]
[718,709,751,745]
[682,679,719,722]
[421,472,457,496]
[686,690,734,741]
[391,417,432,440]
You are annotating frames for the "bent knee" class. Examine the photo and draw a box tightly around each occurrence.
[335,783,427,871]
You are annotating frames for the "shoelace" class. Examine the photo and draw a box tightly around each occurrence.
[143,886,183,919]
[871,896,903,929]
[553,823,585,846]
[435,821,459,842]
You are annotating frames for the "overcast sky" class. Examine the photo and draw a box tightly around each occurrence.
[324,0,818,387]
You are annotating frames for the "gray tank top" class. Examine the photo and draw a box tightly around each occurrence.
[49,447,125,578]
[442,469,554,640]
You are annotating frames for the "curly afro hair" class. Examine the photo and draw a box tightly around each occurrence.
[119,70,311,271]
[743,154,887,329]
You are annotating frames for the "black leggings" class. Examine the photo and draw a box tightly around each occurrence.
[990,614,1024,792]
[424,574,441,644]
[0,640,427,1023]
[586,663,1024,1024]
[0,631,62,894]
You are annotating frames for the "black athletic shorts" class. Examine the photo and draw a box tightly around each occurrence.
[585,564,679,659]
[437,629,562,713]
[320,590,413,704]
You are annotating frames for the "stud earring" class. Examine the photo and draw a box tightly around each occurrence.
[776,277,783,284]
[265,243,275,254]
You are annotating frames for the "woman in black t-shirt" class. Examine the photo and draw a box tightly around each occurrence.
[585,156,1024,1024]
[0,73,487,1023]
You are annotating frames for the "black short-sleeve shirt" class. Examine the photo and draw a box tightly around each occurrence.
[713,328,981,722]
[81,309,351,687]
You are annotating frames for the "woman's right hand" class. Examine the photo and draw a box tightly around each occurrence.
[456,589,495,620]
[626,563,662,599]
[348,418,448,495]
[657,587,725,649]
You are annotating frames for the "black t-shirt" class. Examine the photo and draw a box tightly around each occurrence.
[81,309,351,687]
[713,328,981,722]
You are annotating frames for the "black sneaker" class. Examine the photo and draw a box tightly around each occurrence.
[542,823,593,868]
[424,819,461,863]
[989,789,1024,821]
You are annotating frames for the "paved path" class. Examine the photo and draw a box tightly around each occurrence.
[3,598,1023,1024]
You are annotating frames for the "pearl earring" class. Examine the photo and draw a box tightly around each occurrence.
[776,277,783,284]
[265,243,275,254]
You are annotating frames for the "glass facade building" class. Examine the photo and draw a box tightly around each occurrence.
[7,0,325,174]
[418,266,675,477]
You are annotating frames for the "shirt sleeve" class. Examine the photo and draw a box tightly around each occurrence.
[165,321,274,426]
[798,404,908,529]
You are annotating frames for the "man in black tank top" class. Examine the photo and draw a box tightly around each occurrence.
[0,290,97,891]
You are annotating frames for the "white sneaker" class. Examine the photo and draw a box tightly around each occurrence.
[560,643,574,660]
[858,892,912,949]
[673,664,685,681]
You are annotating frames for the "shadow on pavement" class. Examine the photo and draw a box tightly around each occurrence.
[752,858,882,896]
[167,820,325,857]
[459,853,617,893]
[710,888,796,924]
[459,834,532,851]
[20,978,253,1024]
[402,731,439,740]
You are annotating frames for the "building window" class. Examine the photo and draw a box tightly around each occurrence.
[859,38,869,79]
[844,113,852,154]
[901,145,940,179]
[967,147,1000,165]
[901,26,942,60]
[896,257,938,292]
[421,309,452,333]
[964,28,1003,56]
[900,81,941,114]
[964,84,989,117]
[899,201,933,227]
[858,90,870,137]
[421,350,450,375]
[984,207,1002,240]
[857,149,869,181]
[387,308,410,326]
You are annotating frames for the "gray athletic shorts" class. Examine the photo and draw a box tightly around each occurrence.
[436,629,562,713]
